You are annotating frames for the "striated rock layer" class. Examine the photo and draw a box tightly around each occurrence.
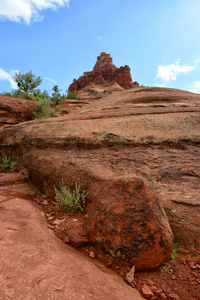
[68,52,139,92]
[0,95,36,127]
[0,86,200,269]
[19,148,173,270]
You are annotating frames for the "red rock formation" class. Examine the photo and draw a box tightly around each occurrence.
[115,65,133,89]
[87,177,173,270]
[68,52,139,92]
[0,95,36,127]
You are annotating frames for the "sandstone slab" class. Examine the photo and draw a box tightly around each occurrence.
[19,148,173,270]
[0,95,36,127]
[0,173,144,300]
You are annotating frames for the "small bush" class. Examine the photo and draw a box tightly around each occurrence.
[1,92,13,97]
[108,91,113,94]
[171,243,179,261]
[67,92,77,99]
[52,180,88,212]
[0,154,16,171]
[11,89,35,100]
[32,102,62,119]
[103,90,107,94]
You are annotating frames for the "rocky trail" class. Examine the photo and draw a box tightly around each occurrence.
[0,171,200,300]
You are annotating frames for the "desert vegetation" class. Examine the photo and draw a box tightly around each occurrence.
[0,71,73,119]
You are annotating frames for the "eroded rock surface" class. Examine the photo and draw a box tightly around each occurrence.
[0,95,36,127]
[0,86,200,269]
[68,52,138,92]
[0,172,144,300]
[18,148,173,270]
[87,177,173,270]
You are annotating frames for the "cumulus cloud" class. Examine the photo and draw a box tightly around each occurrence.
[45,77,57,83]
[0,68,18,89]
[0,0,70,24]
[155,59,194,82]
[190,81,200,94]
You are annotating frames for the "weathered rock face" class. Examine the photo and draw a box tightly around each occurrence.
[0,172,144,300]
[0,95,36,127]
[0,86,200,268]
[68,52,138,92]
[15,147,173,270]
[87,177,173,270]
[115,65,133,89]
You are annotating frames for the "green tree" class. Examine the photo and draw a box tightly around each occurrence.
[51,85,65,105]
[12,71,42,93]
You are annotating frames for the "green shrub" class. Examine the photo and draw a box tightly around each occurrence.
[11,89,35,100]
[67,92,77,99]
[32,102,62,119]
[52,180,88,212]
[103,90,107,94]
[33,89,51,102]
[1,92,13,96]
[108,91,113,94]
[0,154,16,171]
[51,85,65,105]
[171,243,179,261]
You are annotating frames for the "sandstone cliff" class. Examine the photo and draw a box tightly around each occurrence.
[68,52,139,92]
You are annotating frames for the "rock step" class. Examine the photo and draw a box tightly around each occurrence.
[0,172,145,299]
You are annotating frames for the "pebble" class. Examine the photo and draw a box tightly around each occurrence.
[126,265,135,283]
[47,216,54,220]
[141,284,154,299]
[160,292,167,299]
[52,219,62,225]
[97,253,103,259]
[153,288,163,296]
[42,200,48,205]
[62,235,70,244]
[106,261,112,268]
[170,293,179,300]
[190,262,197,270]
[89,251,95,259]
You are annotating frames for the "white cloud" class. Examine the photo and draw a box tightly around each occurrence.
[0,0,70,24]
[155,59,194,82]
[190,89,198,93]
[157,82,167,87]
[45,77,57,83]
[0,68,18,89]
[190,81,200,94]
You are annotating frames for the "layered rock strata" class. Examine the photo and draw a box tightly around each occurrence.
[68,52,139,92]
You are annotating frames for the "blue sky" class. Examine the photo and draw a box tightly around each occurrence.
[0,0,200,95]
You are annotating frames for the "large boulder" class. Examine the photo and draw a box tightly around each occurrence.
[17,148,173,270]
[87,177,173,270]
